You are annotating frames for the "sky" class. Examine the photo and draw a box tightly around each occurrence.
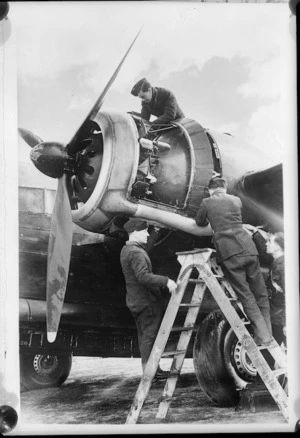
[10,1,296,186]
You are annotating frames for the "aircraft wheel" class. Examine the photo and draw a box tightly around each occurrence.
[193,310,256,406]
[20,353,72,392]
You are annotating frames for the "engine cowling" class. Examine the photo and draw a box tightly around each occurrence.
[70,111,216,236]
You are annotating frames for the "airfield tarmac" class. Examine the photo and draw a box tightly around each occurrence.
[19,357,286,432]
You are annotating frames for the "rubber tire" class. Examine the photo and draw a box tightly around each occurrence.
[20,353,72,392]
[193,310,252,407]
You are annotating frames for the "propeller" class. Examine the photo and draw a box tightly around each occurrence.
[66,27,143,154]
[18,128,43,148]
[46,174,73,343]
[19,29,142,342]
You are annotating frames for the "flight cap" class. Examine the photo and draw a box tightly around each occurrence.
[208,177,227,189]
[131,78,151,96]
[123,219,148,234]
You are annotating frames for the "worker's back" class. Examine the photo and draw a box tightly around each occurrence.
[203,191,243,230]
[200,190,258,262]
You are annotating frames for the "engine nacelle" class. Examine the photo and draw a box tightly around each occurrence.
[70,111,218,237]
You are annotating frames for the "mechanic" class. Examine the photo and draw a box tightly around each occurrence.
[195,177,273,347]
[266,232,286,346]
[120,218,177,379]
[131,78,185,132]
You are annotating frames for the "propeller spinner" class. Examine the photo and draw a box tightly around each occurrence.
[30,142,68,178]
[19,29,142,342]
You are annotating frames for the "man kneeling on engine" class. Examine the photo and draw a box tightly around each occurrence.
[131,78,185,133]
[195,177,273,347]
[120,219,177,379]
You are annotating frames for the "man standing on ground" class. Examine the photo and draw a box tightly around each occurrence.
[120,219,177,378]
[195,177,273,346]
[131,78,185,131]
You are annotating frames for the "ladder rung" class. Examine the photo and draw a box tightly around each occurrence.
[171,326,194,332]
[273,368,287,377]
[176,248,214,255]
[180,303,202,307]
[257,345,270,350]
[161,349,186,358]
[188,276,227,283]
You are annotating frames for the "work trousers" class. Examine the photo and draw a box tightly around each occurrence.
[272,324,286,347]
[131,303,165,370]
[221,254,272,344]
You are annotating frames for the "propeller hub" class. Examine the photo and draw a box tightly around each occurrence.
[30,142,70,178]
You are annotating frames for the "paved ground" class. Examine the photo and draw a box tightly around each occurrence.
[19,357,287,433]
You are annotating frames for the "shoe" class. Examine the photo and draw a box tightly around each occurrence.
[254,337,273,348]
[153,367,169,381]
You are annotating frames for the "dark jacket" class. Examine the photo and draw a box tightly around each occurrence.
[120,241,168,313]
[141,87,185,126]
[195,189,258,263]
[266,255,285,325]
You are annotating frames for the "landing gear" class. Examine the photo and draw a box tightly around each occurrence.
[20,353,72,392]
[193,310,256,406]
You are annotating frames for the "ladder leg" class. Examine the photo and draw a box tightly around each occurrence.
[125,254,195,424]
[242,339,289,420]
[194,260,289,422]
[156,283,206,419]
[266,340,287,369]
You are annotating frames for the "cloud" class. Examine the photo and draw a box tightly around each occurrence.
[144,55,272,131]
[238,55,282,99]
[11,2,289,87]
[216,122,239,135]
[242,101,285,164]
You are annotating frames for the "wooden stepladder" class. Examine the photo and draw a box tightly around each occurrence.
[125,248,288,424]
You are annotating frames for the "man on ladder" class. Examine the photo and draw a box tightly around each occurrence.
[195,177,273,346]
[125,177,288,424]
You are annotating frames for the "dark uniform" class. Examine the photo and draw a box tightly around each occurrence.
[266,255,286,345]
[141,87,185,128]
[195,188,272,344]
[120,241,169,368]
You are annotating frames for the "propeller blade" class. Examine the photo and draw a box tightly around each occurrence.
[46,174,73,343]
[67,28,143,153]
[18,127,43,148]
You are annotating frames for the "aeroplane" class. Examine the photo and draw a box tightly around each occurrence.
[18,30,283,408]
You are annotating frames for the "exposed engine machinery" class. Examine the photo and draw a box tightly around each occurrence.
[29,111,217,237]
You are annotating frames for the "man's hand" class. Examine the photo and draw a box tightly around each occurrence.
[167,279,177,294]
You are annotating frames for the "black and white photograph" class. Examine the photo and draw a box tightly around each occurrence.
[0,0,298,434]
